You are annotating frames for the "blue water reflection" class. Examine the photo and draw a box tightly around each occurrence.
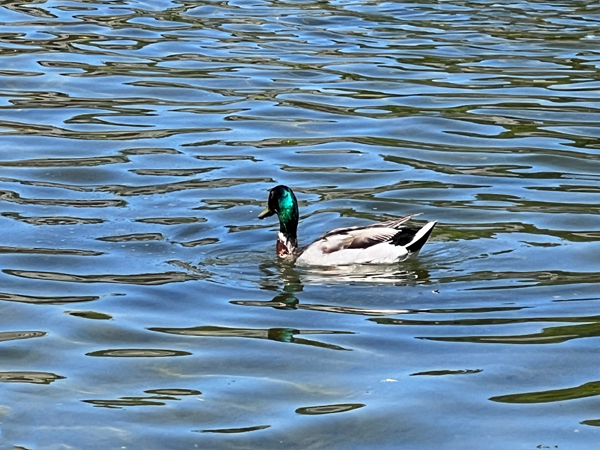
[1,0,600,449]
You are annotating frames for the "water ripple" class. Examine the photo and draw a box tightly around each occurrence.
[0,372,64,384]
[4,269,203,285]
[2,0,600,447]
[0,330,46,343]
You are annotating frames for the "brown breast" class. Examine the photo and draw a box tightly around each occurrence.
[276,239,290,256]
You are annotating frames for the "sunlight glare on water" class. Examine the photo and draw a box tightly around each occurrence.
[1,0,600,448]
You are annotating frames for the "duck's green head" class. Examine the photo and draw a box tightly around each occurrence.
[258,185,299,237]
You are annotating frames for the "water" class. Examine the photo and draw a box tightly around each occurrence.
[1,0,600,448]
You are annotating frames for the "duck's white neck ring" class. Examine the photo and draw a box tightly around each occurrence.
[277,232,297,257]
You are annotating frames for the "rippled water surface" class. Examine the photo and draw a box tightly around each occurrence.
[2,0,600,448]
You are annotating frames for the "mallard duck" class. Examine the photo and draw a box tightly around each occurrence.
[258,185,437,266]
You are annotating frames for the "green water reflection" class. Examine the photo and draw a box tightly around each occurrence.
[1,0,600,448]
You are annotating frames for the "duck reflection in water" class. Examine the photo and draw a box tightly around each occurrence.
[231,259,430,316]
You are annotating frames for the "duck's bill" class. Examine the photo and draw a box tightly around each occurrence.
[258,207,274,219]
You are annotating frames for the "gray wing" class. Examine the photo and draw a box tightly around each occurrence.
[319,214,420,240]
[315,224,413,254]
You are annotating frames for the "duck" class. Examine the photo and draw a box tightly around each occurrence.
[258,185,437,266]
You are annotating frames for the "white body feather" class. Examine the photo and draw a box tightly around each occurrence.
[296,240,410,265]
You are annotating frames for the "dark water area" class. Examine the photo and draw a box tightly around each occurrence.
[1,0,600,448]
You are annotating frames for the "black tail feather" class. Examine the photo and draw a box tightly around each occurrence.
[405,222,436,253]
[390,227,421,247]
